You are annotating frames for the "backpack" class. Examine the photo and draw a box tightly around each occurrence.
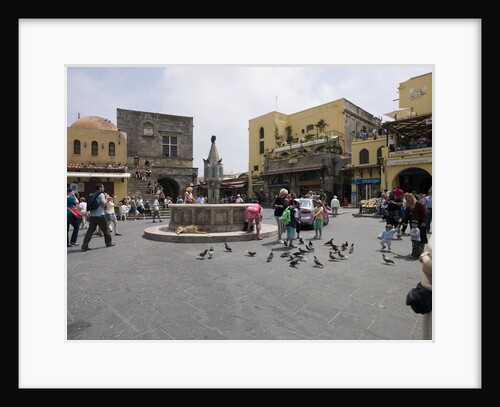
[86,191,101,211]
[280,207,291,225]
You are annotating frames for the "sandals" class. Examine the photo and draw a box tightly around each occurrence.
[256,236,263,240]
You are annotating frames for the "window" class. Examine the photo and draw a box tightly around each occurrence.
[377,146,383,160]
[91,141,98,156]
[259,127,264,139]
[260,140,264,154]
[253,165,258,171]
[306,124,314,132]
[109,142,115,156]
[360,148,369,164]
[162,136,178,157]
[73,140,81,155]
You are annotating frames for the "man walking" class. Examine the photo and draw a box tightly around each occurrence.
[81,183,115,251]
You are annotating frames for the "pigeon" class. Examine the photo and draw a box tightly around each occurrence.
[331,243,339,252]
[266,252,274,263]
[246,250,256,257]
[349,244,354,254]
[324,238,334,246]
[340,243,347,251]
[289,258,299,268]
[197,249,208,260]
[208,246,214,259]
[283,240,288,247]
[224,242,232,252]
[328,251,338,261]
[337,250,347,260]
[298,247,308,254]
[280,251,292,258]
[308,240,313,247]
[313,256,324,268]
[382,253,394,264]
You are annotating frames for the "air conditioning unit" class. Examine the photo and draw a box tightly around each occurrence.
[425,118,432,125]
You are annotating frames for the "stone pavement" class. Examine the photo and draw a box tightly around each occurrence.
[67,207,429,340]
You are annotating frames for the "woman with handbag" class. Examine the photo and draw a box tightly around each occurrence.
[67,188,81,247]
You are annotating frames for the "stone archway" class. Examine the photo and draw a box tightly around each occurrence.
[395,167,432,194]
[157,176,180,200]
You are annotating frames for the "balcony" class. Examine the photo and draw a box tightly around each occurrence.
[389,144,432,158]
[263,151,339,176]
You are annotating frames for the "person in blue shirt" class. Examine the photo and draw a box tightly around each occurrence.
[378,223,400,252]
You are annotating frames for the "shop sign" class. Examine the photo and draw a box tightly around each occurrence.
[351,178,381,185]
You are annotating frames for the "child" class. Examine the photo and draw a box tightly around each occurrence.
[313,200,324,239]
[378,223,400,252]
[286,200,301,248]
[295,200,302,240]
[410,219,422,258]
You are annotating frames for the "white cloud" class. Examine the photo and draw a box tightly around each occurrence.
[68,65,432,173]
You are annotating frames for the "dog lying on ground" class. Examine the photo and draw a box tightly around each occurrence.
[175,225,208,235]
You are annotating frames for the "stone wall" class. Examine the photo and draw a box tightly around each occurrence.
[117,108,198,196]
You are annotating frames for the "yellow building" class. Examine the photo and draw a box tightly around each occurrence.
[248,99,381,203]
[348,72,432,205]
[67,116,130,200]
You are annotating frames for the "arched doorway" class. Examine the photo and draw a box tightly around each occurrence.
[397,168,432,194]
[157,176,180,200]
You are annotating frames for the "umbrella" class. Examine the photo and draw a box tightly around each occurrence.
[383,107,413,120]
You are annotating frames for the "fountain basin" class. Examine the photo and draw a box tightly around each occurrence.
[168,203,252,233]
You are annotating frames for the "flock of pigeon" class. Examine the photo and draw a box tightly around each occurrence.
[196,237,395,268]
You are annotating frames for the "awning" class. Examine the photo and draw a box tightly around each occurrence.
[383,107,414,120]
[225,184,246,188]
[381,113,432,139]
[222,180,247,186]
[67,172,131,178]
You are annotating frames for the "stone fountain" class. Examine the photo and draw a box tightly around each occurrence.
[143,135,277,242]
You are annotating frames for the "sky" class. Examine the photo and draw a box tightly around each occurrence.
[21,20,481,389]
[66,65,432,175]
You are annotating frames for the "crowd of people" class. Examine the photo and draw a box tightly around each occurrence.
[375,186,432,259]
[270,188,333,246]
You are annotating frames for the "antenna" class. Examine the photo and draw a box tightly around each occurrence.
[77,112,80,119]
[276,96,278,111]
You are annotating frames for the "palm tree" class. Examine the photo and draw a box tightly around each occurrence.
[315,119,328,136]
[285,126,293,145]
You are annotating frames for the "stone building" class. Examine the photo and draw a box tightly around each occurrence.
[116,108,197,200]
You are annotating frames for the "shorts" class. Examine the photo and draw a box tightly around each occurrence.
[105,213,117,222]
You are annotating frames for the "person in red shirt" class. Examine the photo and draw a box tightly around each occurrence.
[245,203,263,240]
[393,185,404,198]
